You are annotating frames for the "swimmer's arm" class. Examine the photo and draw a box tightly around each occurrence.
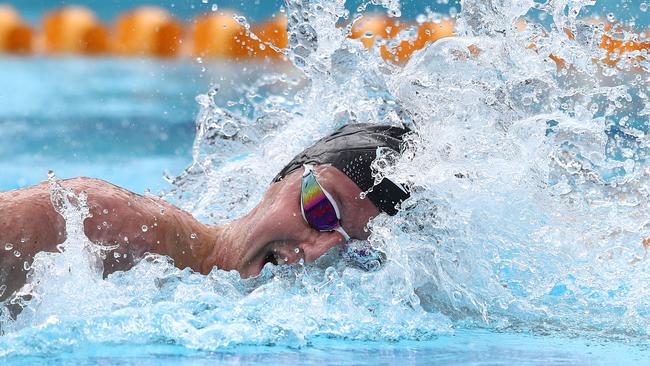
[0,184,65,300]
[71,177,214,273]
[0,177,214,300]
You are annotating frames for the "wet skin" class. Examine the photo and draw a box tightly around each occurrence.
[0,165,379,301]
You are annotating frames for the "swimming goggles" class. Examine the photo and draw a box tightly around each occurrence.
[300,164,351,241]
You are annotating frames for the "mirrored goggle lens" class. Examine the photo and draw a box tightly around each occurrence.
[301,171,340,231]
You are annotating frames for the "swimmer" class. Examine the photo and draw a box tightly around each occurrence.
[0,124,411,301]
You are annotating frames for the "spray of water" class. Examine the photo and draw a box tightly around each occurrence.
[1,0,649,356]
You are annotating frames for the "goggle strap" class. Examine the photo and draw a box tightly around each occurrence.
[335,226,351,241]
[302,164,314,177]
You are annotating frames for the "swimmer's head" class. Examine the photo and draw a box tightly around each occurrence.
[273,123,412,215]
[211,124,412,277]
[212,164,380,277]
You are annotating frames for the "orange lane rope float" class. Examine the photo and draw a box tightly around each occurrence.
[191,11,245,59]
[0,6,647,66]
[350,13,398,49]
[598,24,649,67]
[192,13,287,61]
[232,14,288,60]
[349,14,455,64]
[0,5,32,54]
[516,18,649,70]
[113,6,183,58]
[42,6,108,54]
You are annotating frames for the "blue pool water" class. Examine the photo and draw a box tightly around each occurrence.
[3,330,650,365]
[2,0,650,364]
[0,58,205,192]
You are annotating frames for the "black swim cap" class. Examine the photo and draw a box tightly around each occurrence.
[273,123,411,215]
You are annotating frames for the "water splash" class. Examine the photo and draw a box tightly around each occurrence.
[2,0,650,357]
[0,172,118,335]
[377,0,650,334]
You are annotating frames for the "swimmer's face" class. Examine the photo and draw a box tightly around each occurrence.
[217,165,380,277]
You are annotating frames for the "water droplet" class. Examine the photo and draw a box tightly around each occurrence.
[102,221,108,227]
[367,260,381,272]
[5,243,13,250]
[123,236,129,242]
[141,225,148,232]
[207,85,219,97]
[102,209,109,214]
[221,121,240,137]
[211,4,219,12]
[190,233,197,239]
[23,261,30,271]
[294,248,300,253]
[641,2,648,12]
[606,13,615,22]
[13,250,21,257]
[160,208,166,215]
[0,284,6,297]
[325,267,338,281]
[20,238,26,243]
[201,0,208,3]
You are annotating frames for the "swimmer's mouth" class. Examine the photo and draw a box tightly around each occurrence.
[263,251,282,266]
[258,251,284,274]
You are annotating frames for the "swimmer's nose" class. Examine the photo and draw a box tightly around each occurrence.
[299,231,346,263]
